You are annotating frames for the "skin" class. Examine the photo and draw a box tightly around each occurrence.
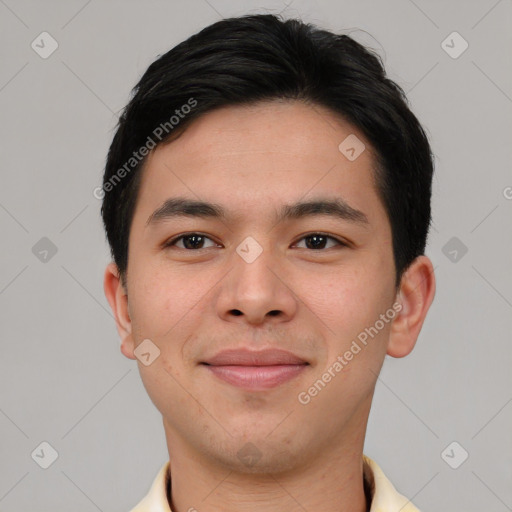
[104,99,436,512]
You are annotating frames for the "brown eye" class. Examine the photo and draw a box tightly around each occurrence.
[294,234,346,250]
[165,233,218,250]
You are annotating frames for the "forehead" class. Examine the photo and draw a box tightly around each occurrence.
[132,100,388,231]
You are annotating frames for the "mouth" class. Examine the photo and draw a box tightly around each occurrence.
[201,363,309,390]
[200,348,310,390]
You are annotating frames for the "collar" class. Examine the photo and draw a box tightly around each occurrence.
[129,454,421,512]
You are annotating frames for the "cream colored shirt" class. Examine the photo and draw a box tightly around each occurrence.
[129,454,421,512]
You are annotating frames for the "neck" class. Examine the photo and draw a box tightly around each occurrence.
[164,426,371,512]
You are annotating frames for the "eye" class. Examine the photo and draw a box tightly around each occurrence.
[293,233,347,250]
[164,233,219,250]
[163,232,348,251]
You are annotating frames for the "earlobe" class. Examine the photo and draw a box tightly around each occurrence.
[387,255,436,358]
[103,262,136,360]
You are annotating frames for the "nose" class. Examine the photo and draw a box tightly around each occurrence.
[215,243,298,326]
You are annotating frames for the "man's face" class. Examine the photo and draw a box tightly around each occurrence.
[119,100,399,472]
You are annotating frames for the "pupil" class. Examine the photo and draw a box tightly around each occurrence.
[307,235,326,249]
[184,235,203,249]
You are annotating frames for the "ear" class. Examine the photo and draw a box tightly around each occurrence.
[387,255,436,358]
[103,262,136,360]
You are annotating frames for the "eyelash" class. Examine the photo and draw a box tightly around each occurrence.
[163,232,348,251]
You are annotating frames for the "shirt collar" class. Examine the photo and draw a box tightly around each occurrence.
[129,454,421,512]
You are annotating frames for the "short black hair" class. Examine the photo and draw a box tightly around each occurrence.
[101,13,434,290]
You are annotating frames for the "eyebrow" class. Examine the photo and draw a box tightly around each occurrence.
[146,196,369,228]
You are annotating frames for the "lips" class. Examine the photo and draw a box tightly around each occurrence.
[201,348,308,366]
[201,348,309,390]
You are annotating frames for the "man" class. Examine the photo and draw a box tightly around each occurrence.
[101,13,436,512]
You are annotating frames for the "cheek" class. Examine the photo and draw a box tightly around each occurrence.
[139,357,190,419]
[297,268,374,327]
[296,266,392,355]
[128,265,203,340]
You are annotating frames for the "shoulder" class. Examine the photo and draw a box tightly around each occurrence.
[128,461,172,512]
[363,454,422,512]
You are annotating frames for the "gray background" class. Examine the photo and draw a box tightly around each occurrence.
[1,0,511,511]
